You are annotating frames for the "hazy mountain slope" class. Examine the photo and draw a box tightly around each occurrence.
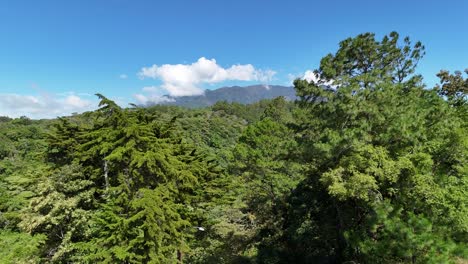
[159,85,296,107]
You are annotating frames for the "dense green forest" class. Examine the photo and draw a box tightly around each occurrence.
[1,32,467,263]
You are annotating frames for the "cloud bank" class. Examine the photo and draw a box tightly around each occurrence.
[0,93,95,119]
[137,57,276,100]
[134,86,175,105]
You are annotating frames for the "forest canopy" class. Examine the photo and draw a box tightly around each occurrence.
[0,31,466,263]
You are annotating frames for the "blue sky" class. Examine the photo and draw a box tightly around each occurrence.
[1,0,467,118]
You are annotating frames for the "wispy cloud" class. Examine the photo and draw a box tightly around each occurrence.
[119,74,128,79]
[137,57,276,96]
[0,92,96,119]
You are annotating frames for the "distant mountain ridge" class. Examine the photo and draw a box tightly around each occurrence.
[157,85,296,108]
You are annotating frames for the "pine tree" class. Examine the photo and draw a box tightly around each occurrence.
[285,32,467,263]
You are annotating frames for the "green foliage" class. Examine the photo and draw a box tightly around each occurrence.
[0,118,49,229]
[232,117,302,217]
[0,32,466,264]
[46,118,83,167]
[353,202,460,264]
[19,164,94,262]
[212,99,273,123]
[70,95,221,263]
[0,230,46,264]
[175,108,245,168]
[435,69,468,104]
[318,31,425,87]
[286,31,468,263]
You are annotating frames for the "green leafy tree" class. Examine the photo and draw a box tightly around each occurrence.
[435,69,468,124]
[223,103,303,262]
[285,32,467,263]
[435,69,468,103]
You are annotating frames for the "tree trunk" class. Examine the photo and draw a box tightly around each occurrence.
[177,249,183,263]
[103,160,109,191]
[334,200,347,262]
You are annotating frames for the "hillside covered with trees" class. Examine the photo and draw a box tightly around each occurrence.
[0,32,467,263]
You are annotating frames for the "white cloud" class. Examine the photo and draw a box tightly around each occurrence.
[133,86,175,105]
[303,70,320,83]
[255,69,276,83]
[0,93,96,119]
[303,70,336,88]
[287,70,322,84]
[133,93,175,105]
[142,86,158,93]
[64,95,91,108]
[286,70,336,88]
[138,57,276,96]
[119,74,128,79]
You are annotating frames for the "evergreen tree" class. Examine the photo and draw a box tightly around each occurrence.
[75,95,219,263]
[20,164,94,262]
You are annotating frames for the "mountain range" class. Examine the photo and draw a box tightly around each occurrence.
[154,85,296,108]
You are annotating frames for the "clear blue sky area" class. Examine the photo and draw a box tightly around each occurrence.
[0,0,467,117]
